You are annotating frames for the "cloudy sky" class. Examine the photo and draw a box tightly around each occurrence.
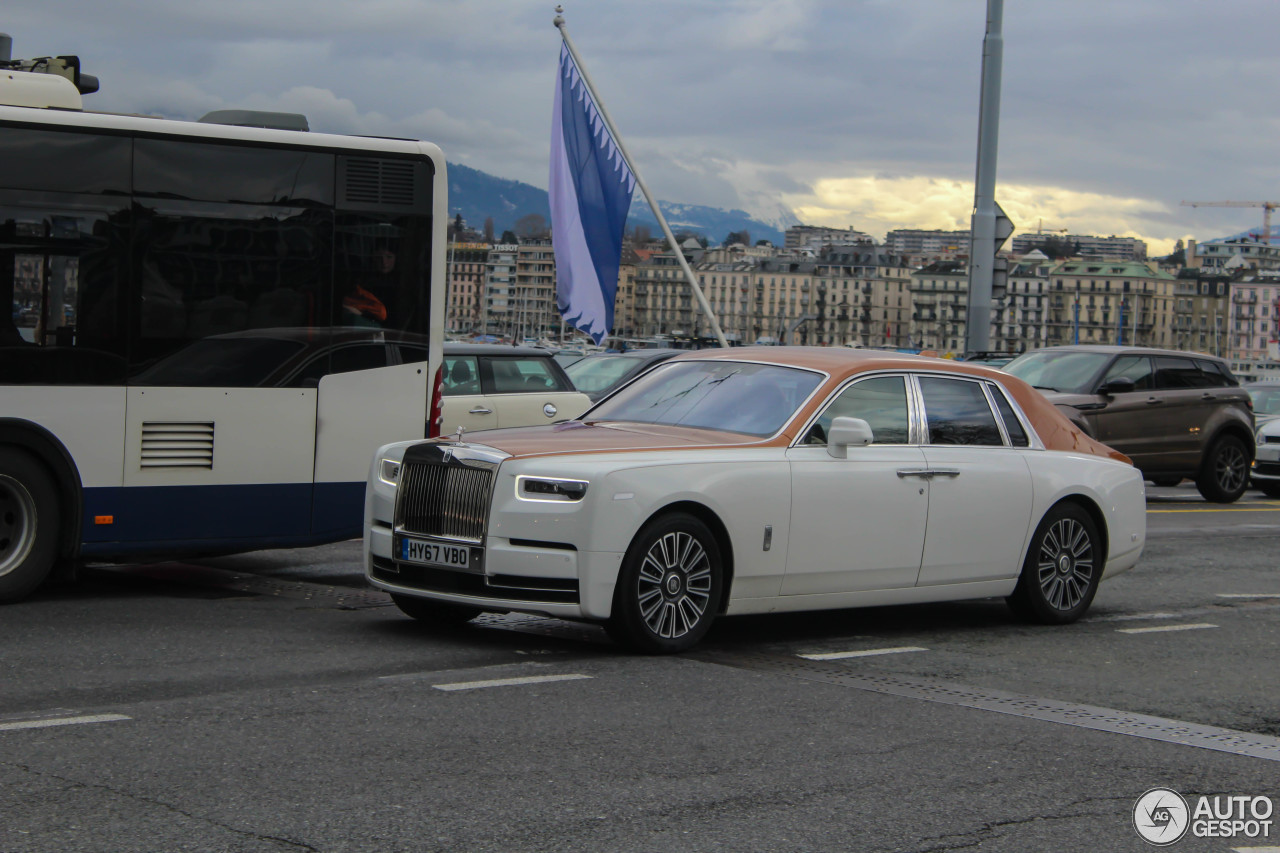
[7,0,1278,253]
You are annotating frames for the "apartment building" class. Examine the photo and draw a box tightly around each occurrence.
[1171,271,1229,357]
[1009,234,1148,261]
[483,243,517,336]
[1188,238,1280,273]
[1041,260,1177,348]
[444,242,489,333]
[784,224,874,250]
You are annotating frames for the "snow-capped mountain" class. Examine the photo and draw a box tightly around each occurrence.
[447,162,797,246]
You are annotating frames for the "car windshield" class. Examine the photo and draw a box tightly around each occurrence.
[565,355,641,394]
[586,360,823,436]
[1002,350,1112,394]
[1248,386,1280,415]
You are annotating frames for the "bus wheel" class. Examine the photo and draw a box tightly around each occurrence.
[0,449,61,603]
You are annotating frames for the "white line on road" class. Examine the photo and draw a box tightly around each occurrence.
[799,646,928,661]
[1218,593,1280,599]
[0,713,131,732]
[1082,611,1182,623]
[1116,623,1218,635]
[433,673,592,692]
[1231,848,1280,852]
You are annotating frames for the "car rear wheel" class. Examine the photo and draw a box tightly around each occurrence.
[1148,476,1182,487]
[1196,435,1249,503]
[1007,503,1102,625]
[0,448,61,604]
[607,513,723,654]
[390,593,482,625]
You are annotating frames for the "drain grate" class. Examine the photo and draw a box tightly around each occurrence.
[97,563,393,609]
[699,649,1280,763]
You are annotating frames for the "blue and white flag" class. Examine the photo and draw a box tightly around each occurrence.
[549,42,636,344]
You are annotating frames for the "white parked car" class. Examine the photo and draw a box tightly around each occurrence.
[1251,417,1280,497]
[364,348,1147,653]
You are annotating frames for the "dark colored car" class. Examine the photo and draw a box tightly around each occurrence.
[1003,345,1255,502]
[564,348,683,401]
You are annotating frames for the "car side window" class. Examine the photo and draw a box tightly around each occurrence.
[1194,359,1232,388]
[918,376,1004,446]
[442,355,481,396]
[488,357,561,394]
[1099,355,1153,391]
[989,385,1030,447]
[1154,356,1211,389]
[805,375,909,445]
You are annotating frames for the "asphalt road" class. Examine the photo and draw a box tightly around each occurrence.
[2,484,1278,852]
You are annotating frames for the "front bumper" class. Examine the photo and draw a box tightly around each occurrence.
[1252,443,1280,482]
[365,518,621,620]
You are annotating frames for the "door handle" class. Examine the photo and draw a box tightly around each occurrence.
[468,407,493,415]
[1200,393,1215,401]
[927,468,961,478]
[1144,398,1163,405]
[896,468,933,479]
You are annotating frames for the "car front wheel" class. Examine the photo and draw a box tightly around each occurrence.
[608,513,723,654]
[1196,435,1250,503]
[1007,502,1102,624]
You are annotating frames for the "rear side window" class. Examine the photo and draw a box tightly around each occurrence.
[1154,356,1212,389]
[1196,359,1235,387]
[918,376,1004,446]
[989,385,1030,447]
[487,357,564,394]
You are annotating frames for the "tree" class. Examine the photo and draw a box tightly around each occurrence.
[628,224,652,245]
[514,213,550,240]
[500,229,518,244]
[484,217,495,243]
[723,229,751,247]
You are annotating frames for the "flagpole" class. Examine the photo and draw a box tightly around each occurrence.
[554,7,729,349]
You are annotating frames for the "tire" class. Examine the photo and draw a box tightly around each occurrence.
[0,448,61,603]
[1148,476,1182,487]
[1257,481,1280,499]
[1195,435,1250,503]
[390,593,482,625]
[1007,502,1103,625]
[607,513,724,654]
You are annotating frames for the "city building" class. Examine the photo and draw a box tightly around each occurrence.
[1042,260,1177,348]
[444,242,489,333]
[784,224,874,250]
[1010,233,1148,261]
[483,243,518,336]
[1187,238,1280,273]
[1171,270,1229,357]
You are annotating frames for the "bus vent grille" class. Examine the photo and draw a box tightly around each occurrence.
[140,422,215,469]
[342,158,416,207]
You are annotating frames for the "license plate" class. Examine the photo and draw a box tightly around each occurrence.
[399,537,474,570]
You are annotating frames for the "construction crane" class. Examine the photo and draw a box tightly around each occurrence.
[1180,200,1279,245]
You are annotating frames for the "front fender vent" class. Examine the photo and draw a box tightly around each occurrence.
[140,421,214,469]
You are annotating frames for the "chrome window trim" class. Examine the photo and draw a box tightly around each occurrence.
[981,382,1013,447]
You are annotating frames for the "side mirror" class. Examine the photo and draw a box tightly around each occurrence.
[1097,377,1135,396]
[827,416,874,458]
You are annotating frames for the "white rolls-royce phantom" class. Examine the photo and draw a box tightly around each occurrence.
[364,347,1146,653]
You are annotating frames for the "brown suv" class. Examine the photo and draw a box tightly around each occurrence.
[1003,345,1254,502]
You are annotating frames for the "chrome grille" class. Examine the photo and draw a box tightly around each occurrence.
[396,460,495,542]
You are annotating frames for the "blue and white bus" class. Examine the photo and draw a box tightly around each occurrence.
[0,63,448,602]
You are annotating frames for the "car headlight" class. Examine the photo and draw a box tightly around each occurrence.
[378,457,402,486]
[516,475,589,502]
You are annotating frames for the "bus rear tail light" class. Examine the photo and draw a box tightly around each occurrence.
[428,363,444,438]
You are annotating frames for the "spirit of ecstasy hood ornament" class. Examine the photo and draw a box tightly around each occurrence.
[453,426,465,443]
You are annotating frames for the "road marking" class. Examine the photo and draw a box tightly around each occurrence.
[1116,623,1218,634]
[1231,848,1280,852]
[433,673,592,692]
[702,650,1280,762]
[1082,611,1182,623]
[799,646,928,661]
[0,713,131,732]
[1218,593,1280,599]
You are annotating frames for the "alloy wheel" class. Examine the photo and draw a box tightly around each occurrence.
[1036,517,1095,612]
[636,531,713,639]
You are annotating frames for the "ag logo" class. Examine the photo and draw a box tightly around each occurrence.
[1134,788,1190,845]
